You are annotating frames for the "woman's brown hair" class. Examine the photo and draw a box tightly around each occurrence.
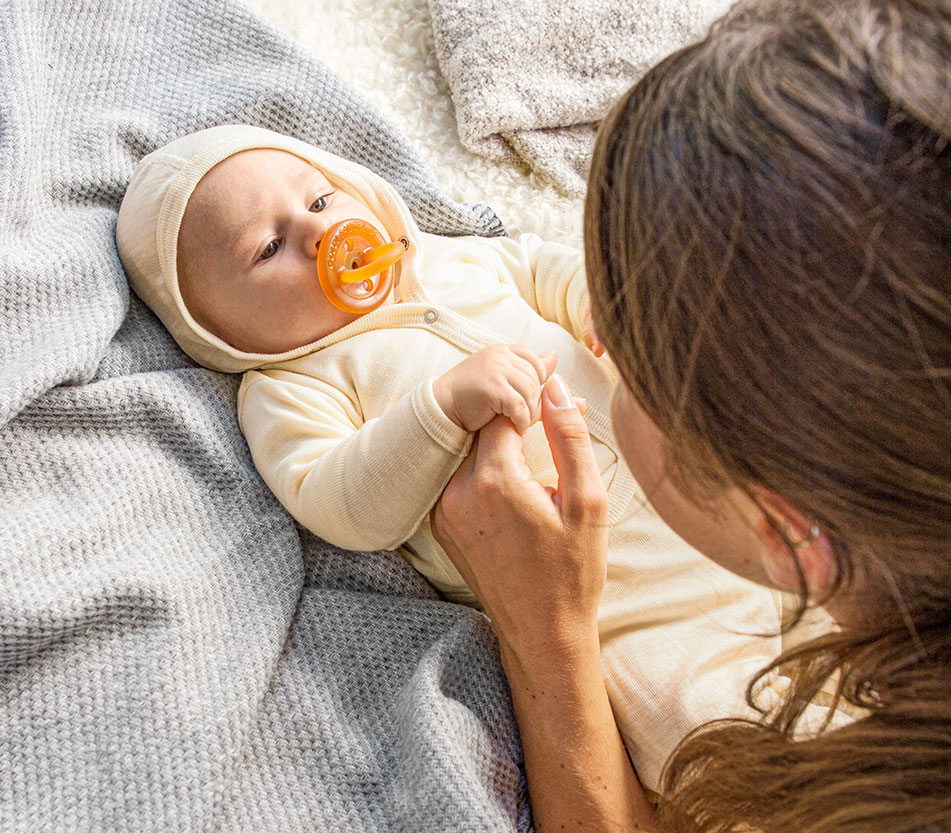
[585,1,951,830]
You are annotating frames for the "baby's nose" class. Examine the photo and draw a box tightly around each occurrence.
[304,217,334,258]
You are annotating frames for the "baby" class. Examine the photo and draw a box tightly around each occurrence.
[116,124,784,792]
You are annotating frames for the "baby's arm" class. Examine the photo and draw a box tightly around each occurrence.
[238,371,472,552]
[237,344,556,553]
[475,232,603,355]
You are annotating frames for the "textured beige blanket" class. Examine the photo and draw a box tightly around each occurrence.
[429,0,732,194]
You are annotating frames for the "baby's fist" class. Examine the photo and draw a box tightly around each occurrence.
[433,345,557,433]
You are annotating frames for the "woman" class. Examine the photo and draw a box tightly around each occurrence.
[430,0,951,830]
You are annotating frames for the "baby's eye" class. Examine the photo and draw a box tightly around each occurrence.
[259,239,281,261]
[310,196,328,212]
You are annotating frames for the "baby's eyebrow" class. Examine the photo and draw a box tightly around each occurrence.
[296,165,317,186]
[228,164,325,267]
[299,163,333,191]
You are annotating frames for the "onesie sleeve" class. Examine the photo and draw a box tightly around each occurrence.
[478,231,591,343]
[237,370,473,552]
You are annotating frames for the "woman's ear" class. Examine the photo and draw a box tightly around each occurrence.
[751,489,836,600]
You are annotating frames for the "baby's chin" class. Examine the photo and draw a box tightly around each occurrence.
[216,321,333,355]
[225,288,400,355]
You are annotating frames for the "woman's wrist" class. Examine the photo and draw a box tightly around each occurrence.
[496,616,602,687]
[497,621,659,833]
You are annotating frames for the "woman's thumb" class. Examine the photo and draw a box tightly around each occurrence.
[541,375,606,521]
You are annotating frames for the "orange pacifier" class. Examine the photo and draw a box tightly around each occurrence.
[316,219,406,314]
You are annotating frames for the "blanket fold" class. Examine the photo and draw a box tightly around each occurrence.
[0,1,524,830]
[428,0,732,194]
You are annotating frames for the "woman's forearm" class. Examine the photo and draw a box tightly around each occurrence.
[431,399,656,830]
[499,631,659,833]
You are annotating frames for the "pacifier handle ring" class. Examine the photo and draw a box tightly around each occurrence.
[338,240,405,284]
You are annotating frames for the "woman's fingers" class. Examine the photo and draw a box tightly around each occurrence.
[431,415,540,602]
[432,394,608,640]
[541,375,608,526]
[472,373,605,527]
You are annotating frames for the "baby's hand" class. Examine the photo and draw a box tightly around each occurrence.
[433,345,558,433]
[582,302,605,357]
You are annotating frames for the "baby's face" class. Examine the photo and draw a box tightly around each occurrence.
[177,148,391,354]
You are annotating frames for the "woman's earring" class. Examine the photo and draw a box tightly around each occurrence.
[780,516,821,549]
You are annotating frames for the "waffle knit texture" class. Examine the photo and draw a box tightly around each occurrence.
[0,0,533,830]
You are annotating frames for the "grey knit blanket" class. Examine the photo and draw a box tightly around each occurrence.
[0,1,527,830]
[428,0,733,195]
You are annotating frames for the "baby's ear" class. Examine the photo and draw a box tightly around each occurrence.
[753,489,836,600]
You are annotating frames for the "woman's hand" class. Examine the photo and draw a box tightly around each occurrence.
[431,373,609,661]
[431,374,658,832]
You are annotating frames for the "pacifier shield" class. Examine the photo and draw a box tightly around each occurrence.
[316,218,404,314]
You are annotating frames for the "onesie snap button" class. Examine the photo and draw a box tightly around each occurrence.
[423,309,439,323]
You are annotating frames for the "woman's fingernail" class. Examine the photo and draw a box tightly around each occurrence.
[545,374,574,409]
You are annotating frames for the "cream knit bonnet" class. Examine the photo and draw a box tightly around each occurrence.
[115,124,419,373]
